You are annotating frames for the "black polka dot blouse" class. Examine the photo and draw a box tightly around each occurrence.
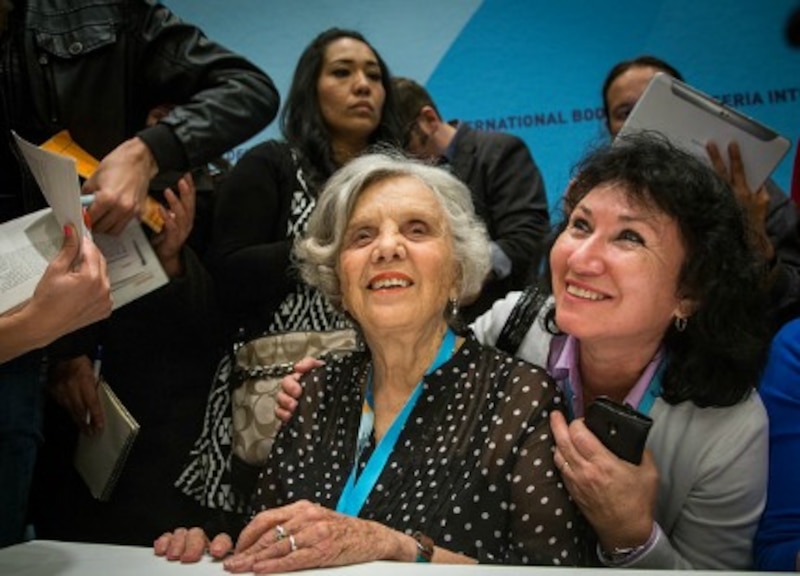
[251,333,586,565]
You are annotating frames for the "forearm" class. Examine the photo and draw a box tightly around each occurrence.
[0,305,50,363]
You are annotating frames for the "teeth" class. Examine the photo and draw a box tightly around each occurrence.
[371,277,411,289]
[566,284,605,301]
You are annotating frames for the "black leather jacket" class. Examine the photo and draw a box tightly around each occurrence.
[1,0,279,220]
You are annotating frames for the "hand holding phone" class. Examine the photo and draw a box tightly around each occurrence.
[584,397,653,464]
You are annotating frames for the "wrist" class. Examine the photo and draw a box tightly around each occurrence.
[598,522,658,566]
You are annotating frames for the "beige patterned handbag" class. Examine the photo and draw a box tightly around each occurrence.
[230,329,359,465]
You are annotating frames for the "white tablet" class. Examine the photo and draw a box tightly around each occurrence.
[616,72,791,191]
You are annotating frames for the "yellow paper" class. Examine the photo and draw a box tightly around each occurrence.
[40,130,100,179]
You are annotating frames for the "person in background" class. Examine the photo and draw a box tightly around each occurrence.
[752,9,800,571]
[0,0,278,547]
[602,55,800,329]
[155,152,584,570]
[0,223,112,547]
[393,77,550,324]
[31,174,223,545]
[280,133,771,569]
[175,27,402,517]
[145,104,232,258]
[753,317,800,571]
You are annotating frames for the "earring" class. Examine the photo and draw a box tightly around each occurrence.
[674,316,688,332]
[448,298,459,317]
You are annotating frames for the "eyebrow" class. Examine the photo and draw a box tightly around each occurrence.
[326,57,380,67]
[575,202,662,229]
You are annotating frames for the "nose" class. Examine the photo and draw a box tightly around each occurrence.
[353,70,371,94]
[371,229,406,262]
[566,235,605,275]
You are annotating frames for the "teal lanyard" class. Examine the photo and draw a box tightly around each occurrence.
[636,361,665,416]
[336,328,456,517]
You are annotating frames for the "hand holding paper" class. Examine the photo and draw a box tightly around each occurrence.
[82,137,159,236]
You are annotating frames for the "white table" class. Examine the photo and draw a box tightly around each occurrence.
[0,540,765,576]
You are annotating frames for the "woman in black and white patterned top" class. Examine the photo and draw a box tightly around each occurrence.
[156,153,585,570]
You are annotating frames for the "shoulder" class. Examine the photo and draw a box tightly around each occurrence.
[470,290,525,344]
[651,392,768,462]
[455,335,556,401]
[238,140,292,162]
[469,292,554,366]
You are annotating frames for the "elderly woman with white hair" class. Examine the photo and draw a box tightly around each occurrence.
[155,152,584,571]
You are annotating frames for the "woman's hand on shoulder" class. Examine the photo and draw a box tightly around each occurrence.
[153,527,233,563]
[549,410,657,551]
[275,356,324,424]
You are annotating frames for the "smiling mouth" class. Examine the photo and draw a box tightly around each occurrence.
[566,283,607,301]
[369,277,411,290]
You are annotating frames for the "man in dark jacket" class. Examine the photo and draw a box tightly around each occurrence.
[394,77,551,324]
[0,0,278,547]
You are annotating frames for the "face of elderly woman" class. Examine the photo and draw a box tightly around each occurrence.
[550,184,692,350]
[338,175,458,337]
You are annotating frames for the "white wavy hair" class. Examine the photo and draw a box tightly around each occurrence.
[294,151,491,310]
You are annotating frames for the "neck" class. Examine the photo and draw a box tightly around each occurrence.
[365,323,451,441]
[432,121,457,154]
[332,136,369,166]
[577,339,659,404]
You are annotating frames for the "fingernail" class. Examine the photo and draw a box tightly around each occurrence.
[83,208,92,230]
[64,225,73,237]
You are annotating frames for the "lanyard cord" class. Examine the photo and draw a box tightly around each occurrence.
[336,328,456,517]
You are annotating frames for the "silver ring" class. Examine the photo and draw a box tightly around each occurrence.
[275,525,286,541]
[288,534,298,553]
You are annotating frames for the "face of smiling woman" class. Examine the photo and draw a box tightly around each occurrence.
[337,175,458,340]
[550,183,692,355]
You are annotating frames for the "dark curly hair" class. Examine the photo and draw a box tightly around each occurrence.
[279,28,402,190]
[546,132,769,407]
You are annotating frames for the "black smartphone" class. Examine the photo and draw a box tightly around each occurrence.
[584,397,653,464]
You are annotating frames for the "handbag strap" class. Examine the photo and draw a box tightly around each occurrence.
[494,286,548,356]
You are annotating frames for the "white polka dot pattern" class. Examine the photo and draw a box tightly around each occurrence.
[251,334,584,565]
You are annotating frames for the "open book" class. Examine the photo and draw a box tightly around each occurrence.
[0,132,168,315]
[74,379,140,501]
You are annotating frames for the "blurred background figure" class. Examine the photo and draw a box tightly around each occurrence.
[393,77,550,325]
[0,0,278,547]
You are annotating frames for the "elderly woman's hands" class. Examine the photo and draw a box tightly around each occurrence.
[153,527,234,563]
[222,500,415,573]
[550,410,658,553]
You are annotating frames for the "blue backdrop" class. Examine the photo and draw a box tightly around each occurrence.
[167,0,800,217]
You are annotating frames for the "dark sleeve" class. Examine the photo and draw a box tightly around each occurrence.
[484,135,550,278]
[205,142,294,315]
[763,179,800,325]
[133,1,280,172]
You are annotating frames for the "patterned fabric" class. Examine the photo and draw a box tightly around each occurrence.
[251,334,586,566]
[177,150,350,512]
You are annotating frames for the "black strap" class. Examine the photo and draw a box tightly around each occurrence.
[494,286,547,356]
